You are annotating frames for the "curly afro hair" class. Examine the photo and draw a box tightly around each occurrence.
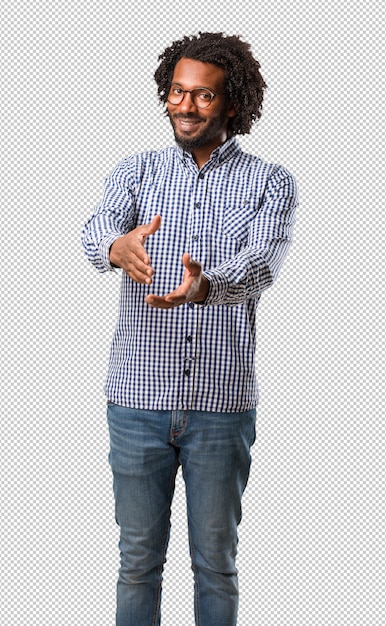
[154,32,267,136]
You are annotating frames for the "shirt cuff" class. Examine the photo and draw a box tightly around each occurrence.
[201,269,228,306]
[98,234,124,272]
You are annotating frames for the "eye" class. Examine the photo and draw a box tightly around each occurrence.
[196,89,212,101]
[170,86,183,95]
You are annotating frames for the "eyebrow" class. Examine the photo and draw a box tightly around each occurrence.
[170,81,212,90]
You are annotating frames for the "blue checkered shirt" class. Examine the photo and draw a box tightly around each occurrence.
[82,138,298,411]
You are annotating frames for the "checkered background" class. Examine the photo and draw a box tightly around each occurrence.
[1,1,385,624]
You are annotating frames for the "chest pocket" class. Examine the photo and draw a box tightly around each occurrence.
[222,200,257,243]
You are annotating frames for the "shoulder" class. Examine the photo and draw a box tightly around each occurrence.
[118,146,177,171]
[107,147,177,185]
[236,147,294,177]
[231,148,298,209]
[232,148,296,190]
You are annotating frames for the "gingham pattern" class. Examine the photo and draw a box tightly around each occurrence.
[1,1,385,625]
[81,138,298,411]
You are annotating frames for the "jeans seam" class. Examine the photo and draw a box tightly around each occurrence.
[189,527,200,626]
[152,458,180,625]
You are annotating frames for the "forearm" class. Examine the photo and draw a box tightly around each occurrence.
[81,214,124,272]
[202,237,291,306]
[81,160,136,272]
[202,169,298,306]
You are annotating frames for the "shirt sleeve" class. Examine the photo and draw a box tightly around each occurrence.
[81,159,136,272]
[202,165,298,306]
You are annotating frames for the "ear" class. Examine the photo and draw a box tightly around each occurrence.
[227,100,237,118]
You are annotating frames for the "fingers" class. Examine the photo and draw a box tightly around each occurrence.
[147,253,208,308]
[146,254,205,309]
[182,253,202,275]
[145,294,179,308]
[139,215,162,240]
[129,216,162,280]
[126,252,155,284]
[146,281,190,309]
[133,216,162,280]
[109,215,161,283]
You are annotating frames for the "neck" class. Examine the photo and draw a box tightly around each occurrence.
[188,136,229,169]
[191,148,213,169]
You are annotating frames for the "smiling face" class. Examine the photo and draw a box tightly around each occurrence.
[167,58,236,164]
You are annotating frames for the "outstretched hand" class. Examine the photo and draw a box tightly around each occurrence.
[109,215,161,283]
[145,253,209,309]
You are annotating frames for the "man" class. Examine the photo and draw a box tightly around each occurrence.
[82,32,298,626]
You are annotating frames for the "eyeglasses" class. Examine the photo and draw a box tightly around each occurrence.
[167,85,226,109]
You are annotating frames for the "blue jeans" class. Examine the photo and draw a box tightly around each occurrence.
[107,404,256,626]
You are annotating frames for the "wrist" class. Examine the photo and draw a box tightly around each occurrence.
[109,237,123,268]
[192,276,209,304]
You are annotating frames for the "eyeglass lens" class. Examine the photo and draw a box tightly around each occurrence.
[167,87,214,108]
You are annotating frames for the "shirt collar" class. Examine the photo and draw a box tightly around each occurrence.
[175,137,241,167]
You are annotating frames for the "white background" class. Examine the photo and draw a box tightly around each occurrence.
[1,1,385,624]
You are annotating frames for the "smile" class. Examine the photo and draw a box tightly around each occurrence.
[178,119,201,126]
[175,117,203,129]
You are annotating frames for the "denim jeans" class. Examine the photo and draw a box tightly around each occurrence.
[107,404,256,626]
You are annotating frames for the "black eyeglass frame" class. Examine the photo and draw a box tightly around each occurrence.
[167,85,227,109]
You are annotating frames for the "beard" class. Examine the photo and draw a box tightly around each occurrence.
[168,109,229,151]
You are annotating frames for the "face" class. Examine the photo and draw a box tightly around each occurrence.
[167,58,236,153]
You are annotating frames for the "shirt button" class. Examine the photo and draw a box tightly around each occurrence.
[184,369,191,376]
[198,172,205,179]
[192,235,199,241]
[186,335,193,342]
[195,202,201,208]
[188,302,194,309]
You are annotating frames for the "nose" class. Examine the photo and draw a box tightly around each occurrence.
[178,91,197,113]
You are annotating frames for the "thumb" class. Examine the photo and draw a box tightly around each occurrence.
[182,253,202,275]
[141,214,162,237]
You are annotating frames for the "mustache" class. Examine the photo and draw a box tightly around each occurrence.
[172,112,205,122]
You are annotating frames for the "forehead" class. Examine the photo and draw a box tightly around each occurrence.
[171,58,225,90]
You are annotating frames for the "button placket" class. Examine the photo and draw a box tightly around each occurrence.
[190,168,208,250]
[179,169,207,408]
[180,299,198,408]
